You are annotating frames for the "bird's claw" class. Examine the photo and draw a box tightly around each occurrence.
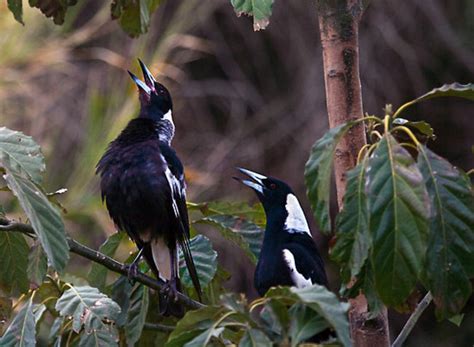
[127,263,139,284]
[160,281,179,302]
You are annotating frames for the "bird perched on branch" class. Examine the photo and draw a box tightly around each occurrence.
[97,60,201,317]
[234,168,328,295]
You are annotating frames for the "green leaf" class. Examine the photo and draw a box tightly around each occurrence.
[417,146,474,320]
[126,285,149,347]
[0,127,45,184]
[0,231,29,294]
[183,326,225,347]
[332,159,370,282]
[304,122,355,233]
[78,325,119,347]
[291,285,351,347]
[27,241,48,287]
[112,0,162,37]
[288,303,328,347]
[189,201,266,227]
[239,328,272,347]
[55,285,121,333]
[367,134,429,306]
[448,313,464,327]
[392,118,434,139]
[88,232,127,291]
[7,0,23,24]
[394,83,474,118]
[259,299,288,338]
[166,306,224,347]
[111,276,133,327]
[197,215,263,264]
[0,295,36,347]
[230,0,274,31]
[28,0,79,25]
[179,235,217,288]
[0,152,69,271]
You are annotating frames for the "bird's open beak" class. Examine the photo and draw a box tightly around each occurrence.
[138,59,156,89]
[128,59,156,95]
[233,168,267,194]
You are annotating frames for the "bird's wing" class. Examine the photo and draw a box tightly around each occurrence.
[161,145,202,300]
[282,234,328,288]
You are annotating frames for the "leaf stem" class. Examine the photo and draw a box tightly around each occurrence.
[391,126,421,146]
[392,292,432,347]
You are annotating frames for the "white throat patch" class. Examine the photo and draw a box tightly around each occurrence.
[163,109,173,124]
[284,194,311,235]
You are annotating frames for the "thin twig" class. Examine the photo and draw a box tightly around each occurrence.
[143,323,175,332]
[392,292,433,347]
[0,219,204,311]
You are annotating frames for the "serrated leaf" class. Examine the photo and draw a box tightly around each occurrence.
[78,325,119,347]
[0,232,29,294]
[394,83,474,117]
[332,160,370,282]
[367,134,429,306]
[28,0,79,25]
[239,328,272,347]
[126,285,149,346]
[88,232,127,291]
[0,295,36,347]
[7,0,23,24]
[27,242,48,287]
[111,276,133,327]
[197,215,263,263]
[55,285,121,333]
[417,146,474,320]
[288,303,328,347]
[0,127,45,184]
[179,235,217,288]
[290,285,351,347]
[230,0,274,31]
[0,152,69,271]
[305,122,355,233]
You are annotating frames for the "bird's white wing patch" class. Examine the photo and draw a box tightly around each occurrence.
[162,155,185,217]
[282,249,312,288]
[284,194,311,235]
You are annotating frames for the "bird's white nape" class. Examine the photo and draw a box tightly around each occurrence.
[282,249,312,288]
[284,194,311,235]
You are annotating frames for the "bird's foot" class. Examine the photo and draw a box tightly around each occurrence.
[160,280,179,303]
[127,262,139,284]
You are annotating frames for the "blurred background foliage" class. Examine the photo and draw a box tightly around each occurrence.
[0,0,473,345]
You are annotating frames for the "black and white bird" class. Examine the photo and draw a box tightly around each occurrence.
[96,60,201,316]
[234,168,328,296]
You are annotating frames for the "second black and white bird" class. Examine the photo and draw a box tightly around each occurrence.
[234,168,328,296]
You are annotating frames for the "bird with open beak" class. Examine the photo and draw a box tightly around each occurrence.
[96,60,202,317]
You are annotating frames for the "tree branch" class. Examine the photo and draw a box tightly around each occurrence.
[392,292,432,347]
[0,218,203,311]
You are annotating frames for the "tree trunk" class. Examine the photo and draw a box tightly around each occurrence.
[316,1,390,346]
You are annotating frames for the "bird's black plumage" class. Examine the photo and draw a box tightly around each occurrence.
[96,60,201,316]
[235,168,331,342]
[235,168,327,295]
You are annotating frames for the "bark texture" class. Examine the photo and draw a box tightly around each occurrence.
[317,1,390,346]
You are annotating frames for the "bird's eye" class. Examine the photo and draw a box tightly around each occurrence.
[269,183,276,190]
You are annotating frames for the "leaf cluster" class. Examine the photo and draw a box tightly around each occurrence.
[305,83,474,320]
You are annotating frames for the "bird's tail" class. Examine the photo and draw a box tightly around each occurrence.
[177,233,203,302]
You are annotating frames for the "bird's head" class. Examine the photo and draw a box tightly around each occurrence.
[234,168,311,233]
[128,59,173,122]
[234,168,293,209]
